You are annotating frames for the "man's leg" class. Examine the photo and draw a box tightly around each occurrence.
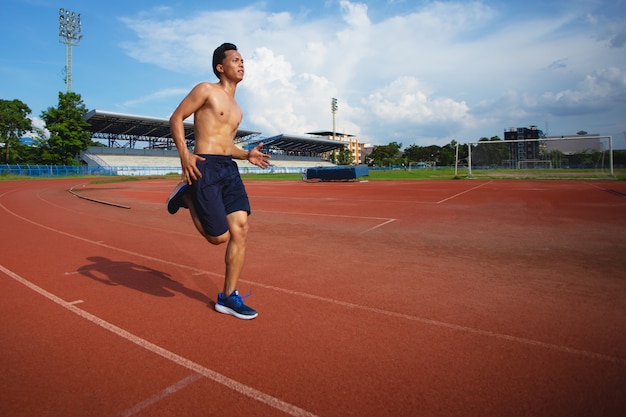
[182,194,249,285]
[215,210,257,319]
[183,193,229,245]
[223,210,249,295]
[183,194,256,319]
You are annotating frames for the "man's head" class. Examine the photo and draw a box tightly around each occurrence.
[212,43,238,79]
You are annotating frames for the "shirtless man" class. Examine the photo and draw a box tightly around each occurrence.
[167,42,270,320]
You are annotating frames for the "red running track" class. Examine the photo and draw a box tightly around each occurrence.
[1,178,625,417]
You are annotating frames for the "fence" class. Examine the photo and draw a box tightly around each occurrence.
[1,164,116,177]
[1,164,309,177]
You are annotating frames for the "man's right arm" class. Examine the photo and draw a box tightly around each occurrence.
[170,84,209,184]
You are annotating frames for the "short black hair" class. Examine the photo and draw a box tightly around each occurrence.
[212,43,238,79]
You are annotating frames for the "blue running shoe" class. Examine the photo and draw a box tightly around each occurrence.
[215,290,258,320]
[166,181,189,214]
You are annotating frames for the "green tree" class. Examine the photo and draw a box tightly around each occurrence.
[336,147,354,165]
[0,99,32,163]
[12,125,47,164]
[455,140,469,162]
[546,149,566,168]
[40,92,91,165]
[440,140,465,166]
[366,141,402,166]
[471,136,509,167]
[613,150,626,165]
[403,144,440,165]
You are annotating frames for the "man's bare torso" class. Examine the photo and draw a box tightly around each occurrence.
[193,82,243,155]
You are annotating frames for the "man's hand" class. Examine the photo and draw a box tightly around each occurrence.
[247,143,271,169]
[181,152,206,184]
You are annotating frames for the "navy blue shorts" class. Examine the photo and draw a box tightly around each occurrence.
[190,154,250,236]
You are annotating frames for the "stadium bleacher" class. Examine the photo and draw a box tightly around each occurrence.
[82,110,344,176]
[81,147,337,176]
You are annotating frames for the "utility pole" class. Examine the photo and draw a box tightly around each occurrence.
[59,8,82,92]
[331,97,339,163]
[331,98,338,141]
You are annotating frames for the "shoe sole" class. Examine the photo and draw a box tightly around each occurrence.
[215,304,258,320]
[166,182,188,214]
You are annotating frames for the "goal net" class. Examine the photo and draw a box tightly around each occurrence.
[462,135,614,179]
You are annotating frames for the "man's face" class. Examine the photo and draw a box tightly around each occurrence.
[220,50,244,82]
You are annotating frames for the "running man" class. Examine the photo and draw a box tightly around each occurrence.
[167,42,270,319]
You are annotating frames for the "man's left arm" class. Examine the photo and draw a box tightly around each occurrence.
[233,142,271,169]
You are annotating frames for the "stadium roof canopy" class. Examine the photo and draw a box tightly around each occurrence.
[243,133,346,154]
[84,109,260,148]
[84,110,344,154]
[307,130,354,138]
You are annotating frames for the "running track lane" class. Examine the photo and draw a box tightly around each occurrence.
[1,178,625,416]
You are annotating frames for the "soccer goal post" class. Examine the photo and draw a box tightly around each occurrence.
[464,135,613,179]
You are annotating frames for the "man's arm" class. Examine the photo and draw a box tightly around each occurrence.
[233,142,271,169]
[169,84,209,184]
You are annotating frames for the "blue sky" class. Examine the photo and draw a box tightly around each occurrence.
[2,0,625,148]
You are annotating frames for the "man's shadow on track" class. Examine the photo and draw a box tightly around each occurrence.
[76,256,213,305]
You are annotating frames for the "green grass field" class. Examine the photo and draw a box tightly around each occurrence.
[2,167,625,182]
[242,167,626,181]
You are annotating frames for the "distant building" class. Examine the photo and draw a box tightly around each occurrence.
[307,130,365,164]
[504,126,544,163]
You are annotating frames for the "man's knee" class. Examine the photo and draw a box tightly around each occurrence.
[227,212,249,238]
[206,231,229,245]
[230,220,249,243]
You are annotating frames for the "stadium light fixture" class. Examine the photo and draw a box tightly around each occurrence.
[331,98,338,141]
[59,8,83,92]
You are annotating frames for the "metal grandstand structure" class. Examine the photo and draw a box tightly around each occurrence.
[241,133,346,156]
[85,110,260,150]
[84,110,345,156]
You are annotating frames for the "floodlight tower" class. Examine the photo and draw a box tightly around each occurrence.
[331,97,338,141]
[58,8,82,92]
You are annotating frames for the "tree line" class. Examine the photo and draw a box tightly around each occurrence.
[0,92,96,165]
[365,136,626,168]
[365,139,472,167]
[3,93,624,168]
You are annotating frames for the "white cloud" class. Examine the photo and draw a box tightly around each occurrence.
[339,1,370,28]
[121,88,190,113]
[541,67,626,114]
[363,76,470,124]
[117,1,626,147]
[26,117,49,140]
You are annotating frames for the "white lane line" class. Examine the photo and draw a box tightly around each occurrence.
[120,374,203,417]
[256,209,392,221]
[3,190,624,367]
[245,280,626,366]
[0,198,221,279]
[358,218,397,235]
[0,264,319,417]
[436,181,492,204]
[256,209,396,234]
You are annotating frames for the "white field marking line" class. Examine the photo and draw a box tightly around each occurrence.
[255,195,433,205]
[256,209,397,234]
[243,280,626,366]
[256,209,392,221]
[5,189,624,366]
[359,218,397,235]
[0,264,320,417]
[120,374,203,417]
[436,181,493,204]
[0,197,220,279]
